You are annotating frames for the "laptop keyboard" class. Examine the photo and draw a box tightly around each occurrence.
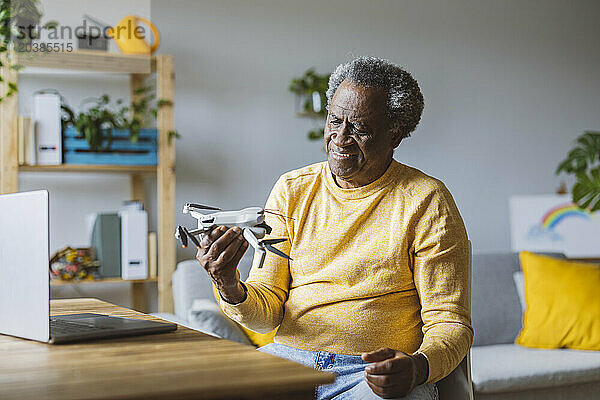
[50,318,110,336]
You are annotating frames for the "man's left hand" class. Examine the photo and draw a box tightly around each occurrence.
[361,347,429,399]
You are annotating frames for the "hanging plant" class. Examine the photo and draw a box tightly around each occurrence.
[0,0,57,103]
[289,68,330,141]
[556,131,600,212]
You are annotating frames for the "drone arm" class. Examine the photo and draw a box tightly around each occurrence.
[242,228,260,249]
[243,228,267,268]
[187,228,204,236]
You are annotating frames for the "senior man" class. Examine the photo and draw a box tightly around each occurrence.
[196,57,472,400]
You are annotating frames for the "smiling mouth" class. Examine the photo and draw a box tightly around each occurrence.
[329,150,357,159]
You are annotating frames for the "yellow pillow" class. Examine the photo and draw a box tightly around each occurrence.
[212,285,278,347]
[516,251,600,350]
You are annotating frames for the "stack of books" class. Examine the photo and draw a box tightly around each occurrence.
[17,116,36,165]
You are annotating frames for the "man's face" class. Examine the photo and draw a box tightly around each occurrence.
[324,79,400,188]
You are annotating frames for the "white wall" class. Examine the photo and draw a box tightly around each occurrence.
[155,0,599,253]
[18,0,600,310]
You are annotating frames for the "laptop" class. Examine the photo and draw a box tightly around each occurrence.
[0,190,177,344]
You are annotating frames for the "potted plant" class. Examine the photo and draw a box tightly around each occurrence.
[556,131,600,211]
[289,68,330,140]
[61,86,179,152]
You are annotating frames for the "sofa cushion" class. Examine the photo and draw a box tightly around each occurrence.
[512,271,525,311]
[472,252,565,346]
[471,344,600,393]
[188,299,252,345]
[472,253,523,346]
[172,260,215,320]
[516,252,600,351]
[474,381,600,400]
[172,252,254,320]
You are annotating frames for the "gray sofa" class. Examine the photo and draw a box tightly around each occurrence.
[157,252,600,399]
[470,253,600,399]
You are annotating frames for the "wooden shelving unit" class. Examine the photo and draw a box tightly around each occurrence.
[19,164,157,174]
[14,49,153,73]
[0,50,176,313]
[50,277,158,287]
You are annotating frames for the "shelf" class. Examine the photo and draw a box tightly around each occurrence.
[15,50,154,74]
[19,164,156,174]
[2,53,176,313]
[51,277,158,286]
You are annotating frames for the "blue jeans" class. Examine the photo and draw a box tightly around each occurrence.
[258,343,438,400]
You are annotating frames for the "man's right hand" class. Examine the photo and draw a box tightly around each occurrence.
[195,225,249,304]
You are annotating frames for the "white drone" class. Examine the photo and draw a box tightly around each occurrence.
[175,203,292,268]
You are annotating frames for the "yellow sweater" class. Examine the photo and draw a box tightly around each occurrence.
[220,160,473,383]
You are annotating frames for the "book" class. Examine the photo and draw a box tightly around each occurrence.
[148,232,157,278]
[90,213,122,278]
[17,116,34,165]
[25,118,35,165]
[17,116,25,165]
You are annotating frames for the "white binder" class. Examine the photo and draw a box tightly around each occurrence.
[119,204,148,280]
[33,93,61,165]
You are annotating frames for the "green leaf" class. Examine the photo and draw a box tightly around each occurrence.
[289,68,330,96]
[572,167,600,212]
[43,20,58,29]
[556,131,600,175]
[168,130,180,143]
[307,128,324,140]
[133,86,152,95]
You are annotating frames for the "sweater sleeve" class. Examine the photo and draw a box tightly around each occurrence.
[219,176,292,334]
[412,183,473,383]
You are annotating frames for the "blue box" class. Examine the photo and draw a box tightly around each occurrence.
[63,127,157,166]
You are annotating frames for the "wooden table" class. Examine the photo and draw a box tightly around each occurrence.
[0,298,334,400]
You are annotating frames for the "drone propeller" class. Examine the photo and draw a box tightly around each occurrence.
[261,238,288,246]
[186,203,222,211]
[183,227,202,248]
[259,238,292,261]
[177,226,188,248]
[241,228,292,267]
[264,243,292,261]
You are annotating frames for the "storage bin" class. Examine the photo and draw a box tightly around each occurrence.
[63,126,157,165]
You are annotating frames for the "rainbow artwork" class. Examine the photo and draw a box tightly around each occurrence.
[511,195,600,256]
[540,203,591,231]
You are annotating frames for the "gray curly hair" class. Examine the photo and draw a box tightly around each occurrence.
[326,57,424,139]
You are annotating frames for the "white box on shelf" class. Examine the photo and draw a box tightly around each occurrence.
[119,203,148,280]
[33,93,61,165]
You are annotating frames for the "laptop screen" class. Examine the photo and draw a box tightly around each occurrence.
[0,190,50,342]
